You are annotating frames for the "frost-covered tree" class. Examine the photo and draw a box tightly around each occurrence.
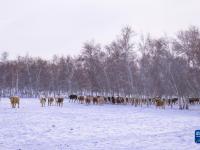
[0,25,200,107]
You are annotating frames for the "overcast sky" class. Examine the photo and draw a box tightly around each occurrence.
[0,0,200,59]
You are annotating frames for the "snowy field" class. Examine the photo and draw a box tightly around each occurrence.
[0,98,200,150]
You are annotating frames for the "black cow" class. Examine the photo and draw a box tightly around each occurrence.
[69,94,77,102]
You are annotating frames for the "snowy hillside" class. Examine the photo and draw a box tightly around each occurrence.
[0,98,200,150]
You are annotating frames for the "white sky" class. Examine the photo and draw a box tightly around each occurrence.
[0,0,200,59]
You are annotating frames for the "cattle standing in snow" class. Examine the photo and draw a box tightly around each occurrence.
[78,96,85,104]
[166,98,178,108]
[40,97,46,107]
[107,97,111,103]
[10,96,20,108]
[48,97,54,106]
[63,94,199,109]
[111,96,115,104]
[189,98,199,105]
[85,96,91,105]
[55,97,64,107]
[155,98,165,109]
[97,96,105,105]
[69,94,78,102]
[171,98,178,105]
[92,97,98,105]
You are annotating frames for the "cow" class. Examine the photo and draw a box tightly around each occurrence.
[97,96,105,105]
[48,97,54,106]
[85,96,92,105]
[120,97,125,104]
[134,98,140,107]
[146,98,153,107]
[40,97,46,107]
[130,98,135,105]
[125,97,129,104]
[155,98,165,109]
[111,96,115,104]
[104,97,108,103]
[92,96,98,105]
[107,97,111,103]
[171,98,178,105]
[166,98,178,108]
[116,97,121,104]
[56,97,64,107]
[189,98,199,105]
[10,96,20,108]
[69,94,78,102]
[78,96,85,104]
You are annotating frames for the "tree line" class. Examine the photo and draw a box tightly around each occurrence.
[1,26,200,103]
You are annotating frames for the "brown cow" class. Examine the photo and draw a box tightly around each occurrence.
[104,97,108,103]
[85,96,92,105]
[189,98,199,105]
[48,97,54,106]
[10,96,20,108]
[56,97,64,107]
[78,96,85,104]
[134,98,140,107]
[155,98,165,109]
[57,97,64,107]
[92,96,98,104]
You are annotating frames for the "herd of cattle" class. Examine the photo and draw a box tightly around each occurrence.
[3,95,200,109]
[39,97,64,107]
[5,96,64,108]
[69,95,200,109]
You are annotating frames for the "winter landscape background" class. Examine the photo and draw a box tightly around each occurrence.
[1,0,200,149]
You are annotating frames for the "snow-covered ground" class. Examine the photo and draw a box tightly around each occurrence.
[0,98,200,150]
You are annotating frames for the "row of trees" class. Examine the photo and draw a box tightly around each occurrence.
[1,26,200,108]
